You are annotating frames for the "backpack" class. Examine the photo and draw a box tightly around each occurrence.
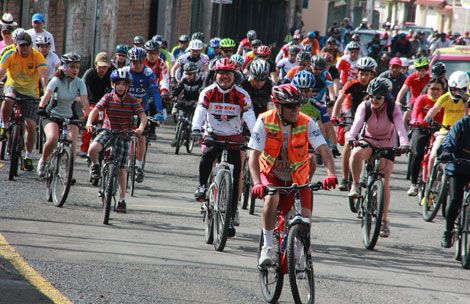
[364,99,395,123]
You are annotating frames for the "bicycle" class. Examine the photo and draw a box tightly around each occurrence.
[352,142,403,250]
[257,182,323,304]
[173,100,196,155]
[200,137,246,252]
[44,115,82,207]
[422,157,448,222]
[240,153,256,215]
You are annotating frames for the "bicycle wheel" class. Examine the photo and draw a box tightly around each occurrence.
[203,186,214,244]
[127,139,137,197]
[103,163,116,225]
[0,139,6,160]
[288,224,315,304]
[348,172,361,213]
[8,125,22,180]
[45,157,54,202]
[417,169,426,205]
[185,126,194,154]
[440,174,449,218]
[258,230,283,303]
[362,179,384,250]
[460,201,470,269]
[422,164,445,222]
[213,170,233,252]
[51,146,74,207]
[249,193,256,215]
[174,122,184,155]
[240,158,250,210]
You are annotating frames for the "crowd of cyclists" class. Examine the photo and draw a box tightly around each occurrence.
[1,12,470,273]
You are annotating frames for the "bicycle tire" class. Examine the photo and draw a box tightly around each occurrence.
[240,158,250,210]
[174,122,184,155]
[362,179,384,250]
[51,146,74,207]
[213,170,233,252]
[287,224,315,304]
[417,169,426,205]
[9,125,22,180]
[422,164,444,222]
[249,194,256,215]
[204,195,214,244]
[258,230,284,303]
[185,131,194,154]
[38,118,45,154]
[128,139,137,197]
[45,156,54,202]
[439,174,449,218]
[461,201,470,269]
[103,163,116,225]
[0,139,6,160]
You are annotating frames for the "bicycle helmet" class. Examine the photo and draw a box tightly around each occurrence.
[61,52,81,64]
[302,44,312,53]
[247,30,257,40]
[133,35,145,45]
[115,44,128,55]
[431,62,446,78]
[110,68,132,83]
[144,40,160,51]
[292,70,316,89]
[191,32,205,42]
[251,39,262,48]
[311,55,327,70]
[319,52,333,64]
[307,31,315,39]
[326,36,337,44]
[152,34,163,43]
[219,38,236,49]
[345,41,360,51]
[183,62,199,73]
[366,77,393,96]
[413,57,429,69]
[296,51,311,63]
[351,33,360,41]
[210,37,220,48]
[230,54,244,66]
[288,45,301,55]
[214,58,237,72]
[389,57,402,67]
[12,28,25,41]
[188,39,204,51]
[357,56,377,72]
[249,59,270,81]
[271,84,302,105]
[178,34,190,42]
[35,35,51,45]
[448,71,470,100]
[127,47,146,61]
[256,45,271,57]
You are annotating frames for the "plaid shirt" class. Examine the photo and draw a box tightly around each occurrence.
[96,92,144,130]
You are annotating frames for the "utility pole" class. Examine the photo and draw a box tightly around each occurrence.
[366,0,375,25]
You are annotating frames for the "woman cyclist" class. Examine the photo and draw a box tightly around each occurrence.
[37,52,90,177]
[347,78,409,238]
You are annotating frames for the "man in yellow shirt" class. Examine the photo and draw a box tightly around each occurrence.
[0,32,47,170]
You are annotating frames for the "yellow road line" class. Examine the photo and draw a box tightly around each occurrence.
[0,233,72,304]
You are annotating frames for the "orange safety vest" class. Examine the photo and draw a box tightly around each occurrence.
[259,109,310,184]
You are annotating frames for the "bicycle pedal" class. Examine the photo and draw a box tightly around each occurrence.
[98,190,104,197]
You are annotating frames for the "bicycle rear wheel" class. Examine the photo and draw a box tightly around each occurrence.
[258,230,283,303]
[51,146,74,207]
[422,164,445,222]
[8,125,22,180]
[362,179,384,250]
[103,163,116,225]
[174,122,184,155]
[288,224,315,304]
[460,201,470,269]
[213,170,233,252]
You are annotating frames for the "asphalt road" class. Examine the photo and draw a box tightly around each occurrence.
[0,124,469,304]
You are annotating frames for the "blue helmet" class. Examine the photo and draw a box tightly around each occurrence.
[307,31,315,39]
[210,37,220,48]
[127,47,146,61]
[110,68,132,83]
[291,70,315,89]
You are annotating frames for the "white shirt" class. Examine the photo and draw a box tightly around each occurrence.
[276,58,298,79]
[26,28,56,52]
[45,51,60,81]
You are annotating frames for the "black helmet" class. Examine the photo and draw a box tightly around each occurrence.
[183,62,198,73]
[296,51,311,63]
[133,35,145,45]
[311,55,326,70]
[178,34,190,42]
[366,77,393,96]
[431,62,446,78]
[61,52,81,64]
[191,32,205,42]
[144,40,160,51]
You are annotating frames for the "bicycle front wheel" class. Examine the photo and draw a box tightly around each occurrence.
[51,146,74,207]
[240,158,250,210]
[174,122,184,155]
[8,125,22,180]
[362,179,384,250]
[287,224,315,304]
[213,170,233,252]
[460,201,470,269]
[127,139,137,197]
[258,230,284,303]
[103,163,116,225]
[422,164,444,222]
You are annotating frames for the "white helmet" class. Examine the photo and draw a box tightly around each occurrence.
[448,71,470,101]
[189,39,204,51]
[12,28,25,41]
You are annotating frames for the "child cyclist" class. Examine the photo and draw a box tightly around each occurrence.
[86,68,148,213]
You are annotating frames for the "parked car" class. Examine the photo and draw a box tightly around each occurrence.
[431,46,470,76]
[350,29,384,51]
[397,22,434,40]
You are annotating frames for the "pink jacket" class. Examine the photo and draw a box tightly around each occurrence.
[347,101,409,148]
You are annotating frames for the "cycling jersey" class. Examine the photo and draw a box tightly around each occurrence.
[171,46,186,59]
[410,94,443,126]
[159,49,174,69]
[43,51,60,81]
[171,76,203,101]
[96,92,144,131]
[0,47,47,97]
[237,38,251,56]
[320,47,341,64]
[46,76,87,118]
[123,66,162,112]
[242,51,256,70]
[192,83,256,136]
[404,71,431,105]
[379,70,406,100]
[341,79,368,115]
[240,78,273,117]
[336,54,358,85]
[435,92,465,131]
[276,58,298,80]
[144,58,170,94]
[301,38,320,55]
[327,66,340,80]
[175,52,209,80]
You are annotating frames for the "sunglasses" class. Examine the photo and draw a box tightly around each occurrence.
[217,70,233,75]
[18,43,30,47]
[222,49,233,53]
[429,87,442,91]
[370,95,384,101]
[116,53,126,57]
[283,103,301,109]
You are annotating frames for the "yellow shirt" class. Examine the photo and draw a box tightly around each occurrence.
[436,92,465,131]
[0,48,47,97]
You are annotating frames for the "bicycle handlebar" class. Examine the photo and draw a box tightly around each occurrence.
[265,182,323,195]
[203,137,247,150]
[46,114,83,126]
[352,141,406,156]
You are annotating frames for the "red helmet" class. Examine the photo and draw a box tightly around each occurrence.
[389,57,402,67]
[214,58,237,72]
[319,52,333,63]
[271,84,302,104]
[256,45,271,56]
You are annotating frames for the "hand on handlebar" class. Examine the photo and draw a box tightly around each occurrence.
[251,183,265,198]
[134,127,145,136]
[37,107,48,117]
[439,152,454,163]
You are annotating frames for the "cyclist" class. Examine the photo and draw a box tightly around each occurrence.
[430,62,448,90]
[171,39,208,83]
[171,34,190,59]
[331,56,377,190]
[237,29,257,56]
[111,44,128,69]
[336,41,362,86]
[133,35,145,48]
[204,38,236,87]
[244,45,278,83]
[276,44,300,81]
[151,35,174,69]
[36,52,90,177]
[248,83,337,266]
[124,47,165,183]
[406,78,446,196]
[347,78,409,238]
[86,68,147,213]
[230,54,246,85]
[283,51,311,83]
[207,37,221,60]
[379,57,406,104]
[321,36,342,65]
[35,35,60,81]
[0,19,16,51]
[191,58,256,236]
[0,32,47,171]
[275,33,302,64]
[240,59,272,118]
[241,39,262,70]
[301,31,320,56]
[320,52,341,102]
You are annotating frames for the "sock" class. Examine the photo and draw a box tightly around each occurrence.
[263,228,274,248]
[25,152,32,159]
[136,160,143,168]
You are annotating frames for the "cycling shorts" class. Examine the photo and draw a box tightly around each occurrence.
[313,103,331,124]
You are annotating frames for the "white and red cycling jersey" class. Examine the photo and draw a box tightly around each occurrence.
[336,55,359,85]
[237,38,252,56]
[144,58,170,94]
[192,83,256,136]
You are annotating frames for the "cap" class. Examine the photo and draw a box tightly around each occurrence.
[32,13,45,23]
[1,13,17,27]
[15,31,32,45]
[95,52,110,67]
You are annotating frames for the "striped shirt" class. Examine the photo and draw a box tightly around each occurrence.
[96,92,144,130]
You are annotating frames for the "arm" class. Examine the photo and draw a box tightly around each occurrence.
[39,88,53,108]
[424,103,443,121]
[346,102,366,141]
[159,61,170,94]
[394,83,409,105]
[38,69,48,91]
[242,109,256,133]
[85,107,101,132]
[170,61,181,78]
[79,95,91,116]
[410,97,423,125]
[0,67,6,81]
[316,144,336,176]
[248,149,262,185]
[136,110,148,134]
[332,90,346,118]
[392,103,409,146]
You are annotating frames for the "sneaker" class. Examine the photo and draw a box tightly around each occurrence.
[148,133,157,141]
[171,105,178,115]
[348,183,361,198]
[116,200,127,213]
[338,178,349,191]
[228,219,236,237]
[136,167,144,183]
[380,220,390,238]
[23,158,33,171]
[90,164,101,179]
[77,151,87,158]
[441,230,453,248]
[0,127,7,141]
[170,138,178,147]
[407,184,418,196]
[194,185,207,201]
[233,209,240,226]
[258,246,274,267]
[332,147,341,158]
[37,158,46,178]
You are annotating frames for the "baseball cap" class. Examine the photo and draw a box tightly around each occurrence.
[95,52,110,67]
[15,32,32,45]
[32,13,45,23]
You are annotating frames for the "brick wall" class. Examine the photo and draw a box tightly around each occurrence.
[174,0,191,37]
[46,0,65,55]
[116,0,152,45]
